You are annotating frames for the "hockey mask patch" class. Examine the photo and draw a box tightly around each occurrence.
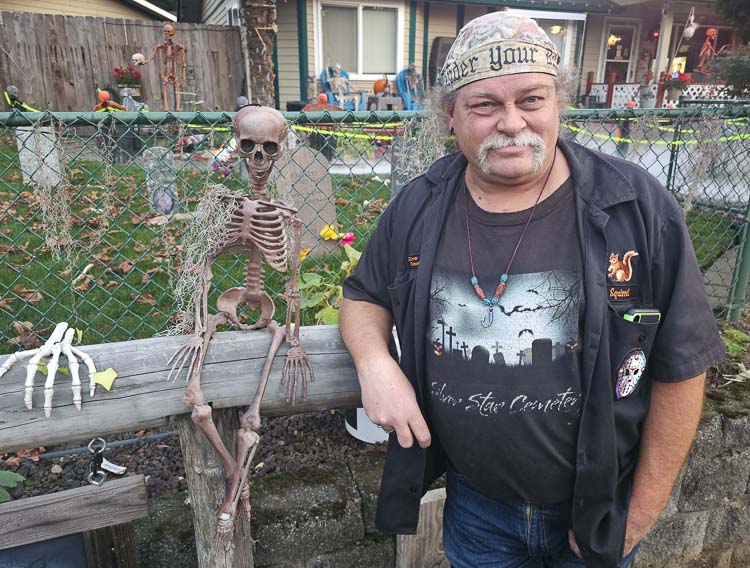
[615,348,647,399]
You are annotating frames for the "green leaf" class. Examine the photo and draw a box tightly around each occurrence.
[725,328,750,343]
[343,244,361,267]
[0,470,25,488]
[0,487,10,503]
[298,272,323,289]
[300,292,326,310]
[316,305,340,325]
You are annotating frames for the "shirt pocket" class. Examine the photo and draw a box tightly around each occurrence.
[607,303,659,399]
[387,271,417,338]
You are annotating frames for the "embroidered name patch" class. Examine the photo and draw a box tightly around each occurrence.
[408,255,420,268]
[609,285,639,302]
[615,349,647,399]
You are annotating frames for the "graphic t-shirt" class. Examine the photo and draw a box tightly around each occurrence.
[426,175,583,504]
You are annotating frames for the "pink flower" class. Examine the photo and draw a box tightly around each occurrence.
[338,232,355,247]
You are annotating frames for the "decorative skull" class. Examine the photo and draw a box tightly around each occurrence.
[233,105,288,189]
[164,23,176,39]
[132,53,146,66]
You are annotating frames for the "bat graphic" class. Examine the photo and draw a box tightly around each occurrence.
[518,329,534,337]
[458,303,467,307]
[527,289,539,295]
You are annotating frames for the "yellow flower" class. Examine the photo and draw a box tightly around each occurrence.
[299,248,312,262]
[319,224,340,240]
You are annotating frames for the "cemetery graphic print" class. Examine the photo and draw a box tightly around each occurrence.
[428,267,583,419]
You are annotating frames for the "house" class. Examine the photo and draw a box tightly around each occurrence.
[0,0,176,20]
[205,0,742,109]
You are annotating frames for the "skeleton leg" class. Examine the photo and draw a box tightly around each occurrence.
[161,74,170,112]
[213,320,286,543]
[25,322,67,411]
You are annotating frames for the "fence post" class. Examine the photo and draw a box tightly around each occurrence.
[665,119,682,194]
[177,409,254,568]
[726,200,750,321]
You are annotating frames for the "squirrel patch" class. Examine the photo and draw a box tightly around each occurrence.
[608,251,639,283]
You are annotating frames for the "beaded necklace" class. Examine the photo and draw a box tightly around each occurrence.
[465,149,558,328]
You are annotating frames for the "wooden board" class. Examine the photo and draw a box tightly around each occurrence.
[0,325,361,453]
[0,475,148,550]
[396,488,450,568]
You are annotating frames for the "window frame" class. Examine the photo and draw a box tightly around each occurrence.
[504,9,587,68]
[313,0,405,81]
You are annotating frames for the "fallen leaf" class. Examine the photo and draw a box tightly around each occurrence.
[0,298,14,311]
[93,368,118,391]
[113,261,134,274]
[134,430,145,438]
[106,280,118,289]
[131,293,158,305]
[12,285,43,304]
[12,321,33,335]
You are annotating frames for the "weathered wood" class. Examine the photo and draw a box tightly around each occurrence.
[178,409,254,568]
[0,475,148,550]
[396,488,449,568]
[0,12,243,111]
[83,523,139,568]
[0,325,361,453]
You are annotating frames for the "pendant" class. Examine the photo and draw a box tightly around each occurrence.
[481,305,494,328]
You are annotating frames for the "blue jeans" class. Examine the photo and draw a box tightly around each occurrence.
[443,467,640,567]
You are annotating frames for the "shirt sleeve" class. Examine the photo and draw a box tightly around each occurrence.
[648,196,726,382]
[342,201,395,310]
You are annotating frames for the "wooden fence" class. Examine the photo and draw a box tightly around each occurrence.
[0,12,243,112]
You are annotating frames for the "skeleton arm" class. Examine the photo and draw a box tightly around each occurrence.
[280,218,314,402]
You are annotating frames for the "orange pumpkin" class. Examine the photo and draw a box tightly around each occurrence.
[373,78,388,94]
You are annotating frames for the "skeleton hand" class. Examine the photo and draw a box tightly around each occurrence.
[280,345,314,404]
[0,322,98,417]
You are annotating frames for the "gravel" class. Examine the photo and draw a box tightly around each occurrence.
[3,410,386,501]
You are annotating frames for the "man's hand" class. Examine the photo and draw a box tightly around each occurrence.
[358,354,431,449]
[623,503,659,555]
[339,298,431,449]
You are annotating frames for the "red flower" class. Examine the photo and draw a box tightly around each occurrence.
[133,71,142,79]
[114,67,120,72]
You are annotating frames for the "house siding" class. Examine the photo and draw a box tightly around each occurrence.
[0,0,147,19]
[277,0,302,107]
[202,0,227,25]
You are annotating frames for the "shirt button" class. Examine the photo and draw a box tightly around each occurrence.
[409,486,418,493]
[394,298,400,306]
[638,334,646,342]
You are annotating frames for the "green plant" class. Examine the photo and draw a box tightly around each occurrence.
[711,53,750,96]
[721,327,750,357]
[298,244,361,324]
[0,470,25,503]
[663,76,691,91]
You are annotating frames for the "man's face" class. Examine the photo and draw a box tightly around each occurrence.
[448,73,560,185]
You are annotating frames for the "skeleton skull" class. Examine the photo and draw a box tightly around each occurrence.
[233,105,288,188]
[164,23,176,39]
[132,53,146,66]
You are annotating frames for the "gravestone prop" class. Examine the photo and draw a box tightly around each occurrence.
[271,144,336,256]
[143,147,178,214]
[15,126,63,188]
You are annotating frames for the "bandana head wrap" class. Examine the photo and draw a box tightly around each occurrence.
[439,13,560,92]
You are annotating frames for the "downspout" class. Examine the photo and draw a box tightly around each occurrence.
[297,0,309,101]
[273,32,281,109]
[422,1,430,84]
[456,4,465,35]
[409,0,417,64]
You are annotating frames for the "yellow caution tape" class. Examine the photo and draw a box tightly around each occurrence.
[292,124,395,141]
[562,122,750,145]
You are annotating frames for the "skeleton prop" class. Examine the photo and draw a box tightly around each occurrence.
[167,105,314,544]
[0,322,99,417]
[144,23,187,112]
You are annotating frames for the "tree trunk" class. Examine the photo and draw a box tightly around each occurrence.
[239,0,277,107]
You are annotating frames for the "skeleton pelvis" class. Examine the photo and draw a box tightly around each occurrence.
[216,287,275,330]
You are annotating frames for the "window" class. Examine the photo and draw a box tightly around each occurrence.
[505,9,586,67]
[317,1,404,79]
[598,21,640,82]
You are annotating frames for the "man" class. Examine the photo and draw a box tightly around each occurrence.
[340,12,725,568]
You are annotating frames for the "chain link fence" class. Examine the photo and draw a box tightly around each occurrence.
[0,108,748,354]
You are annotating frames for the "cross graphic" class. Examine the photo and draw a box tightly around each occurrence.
[460,341,468,359]
[493,341,502,353]
[517,350,525,365]
[446,327,456,355]
[437,318,447,347]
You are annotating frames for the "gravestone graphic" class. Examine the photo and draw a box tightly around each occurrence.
[143,147,178,214]
[272,145,336,256]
